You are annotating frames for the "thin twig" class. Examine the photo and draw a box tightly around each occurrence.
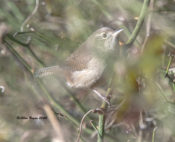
[152,127,157,142]
[3,39,33,76]
[165,55,173,75]
[6,33,29,46]
[141,0,154,52]
[21,0,40,32]
[28,45,45,66]
[36,79,80,126]
[90,0,112,20]
[43,104,65,142]
[126,0,150,46]
[165,40,175,49]
[90,120,99,133]
[103,99,126,130]
[137,130,143,142]
[5,33,45,66]
[76,109,96,142]
[59,79,89,115]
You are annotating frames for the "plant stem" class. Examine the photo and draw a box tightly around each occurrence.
[5,33,45,66]
[152,127,157,142]
[36,79,80,126]
[126,0,150,46]
[3,40,33,76]
[97,88,111,142]
[165,55,173,75]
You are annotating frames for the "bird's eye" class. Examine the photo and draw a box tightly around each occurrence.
[102,33,107,39]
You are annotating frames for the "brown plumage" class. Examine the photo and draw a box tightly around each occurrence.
[35,27,123,89]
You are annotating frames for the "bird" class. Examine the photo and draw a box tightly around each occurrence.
[35,27,123,103]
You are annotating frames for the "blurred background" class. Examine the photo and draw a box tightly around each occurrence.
[0,0,175,142]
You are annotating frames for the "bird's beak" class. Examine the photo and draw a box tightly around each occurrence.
[110,29,123,50]
[113,29,123,37]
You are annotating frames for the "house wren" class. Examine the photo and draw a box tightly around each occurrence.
[35,27,123,101]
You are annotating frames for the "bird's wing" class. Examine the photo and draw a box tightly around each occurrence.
[65,43,93,71]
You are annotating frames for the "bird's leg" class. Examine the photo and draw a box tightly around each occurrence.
[92,89,110,105]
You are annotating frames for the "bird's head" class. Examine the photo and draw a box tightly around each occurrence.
[89,27,123,55]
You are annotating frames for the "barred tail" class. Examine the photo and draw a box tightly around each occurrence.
[34,65,61,78]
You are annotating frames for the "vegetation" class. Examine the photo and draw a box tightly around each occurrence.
[0,0,175,142]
